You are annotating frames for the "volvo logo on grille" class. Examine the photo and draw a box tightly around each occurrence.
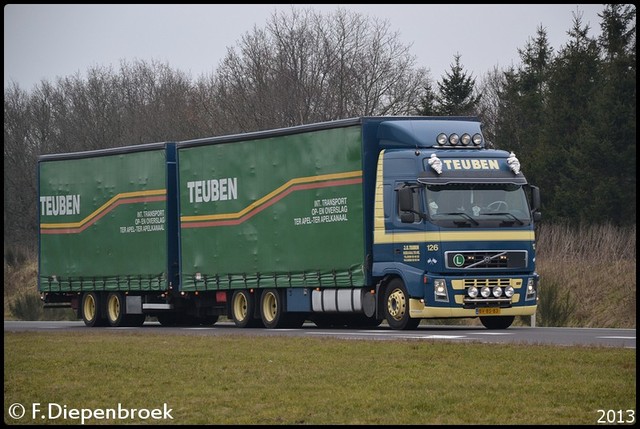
[453,254,465,267]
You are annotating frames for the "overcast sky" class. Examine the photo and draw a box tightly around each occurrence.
[4,4,606,91]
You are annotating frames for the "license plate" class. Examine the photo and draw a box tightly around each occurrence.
[477,307,501,315]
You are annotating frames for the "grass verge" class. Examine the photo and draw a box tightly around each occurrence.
[4,331,636,425]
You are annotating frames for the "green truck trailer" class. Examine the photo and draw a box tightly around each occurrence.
[38,116,541,329]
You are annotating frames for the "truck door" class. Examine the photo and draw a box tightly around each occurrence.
[394,182,424,266]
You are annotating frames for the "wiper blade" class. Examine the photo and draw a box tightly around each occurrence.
[443,212,479,226]
[484,212,524,225]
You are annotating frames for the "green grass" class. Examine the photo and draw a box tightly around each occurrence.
[4,331,636,425]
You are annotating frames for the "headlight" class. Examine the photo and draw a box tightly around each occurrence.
[449,133,459,145]
[480,286,491,298]
[460,133,471,145]
[467,286,478,298]
[492,286,503,297]
[472,133,483,145]
[437,133,447,145]
[434,279,449,302]
[526,278,537,300]
[505,286,515,298]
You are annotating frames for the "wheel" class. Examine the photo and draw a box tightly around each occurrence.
[105,292,126,327]
[480,315,514,329]
[383,279,420,330]
[260,289,287,329]
[231,289,260,328]
[487,200,508,212]
[81,292,106,327]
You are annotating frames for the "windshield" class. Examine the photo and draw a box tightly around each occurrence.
[425,183,531,224]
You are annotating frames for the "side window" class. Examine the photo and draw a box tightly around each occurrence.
[397,185,422,223]
[383,184,391,219]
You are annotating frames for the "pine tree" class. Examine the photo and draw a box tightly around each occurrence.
[433,53,480,116]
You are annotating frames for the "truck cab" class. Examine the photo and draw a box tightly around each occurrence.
[370,117,541,329]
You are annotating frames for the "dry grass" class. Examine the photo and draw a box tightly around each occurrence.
[535,223,636,328]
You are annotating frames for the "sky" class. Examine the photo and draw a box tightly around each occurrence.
[4,4,606,91]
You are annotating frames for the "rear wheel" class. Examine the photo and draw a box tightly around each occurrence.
[106,292,125,327]
[81,292,106,327]
[480,315,514,330]
[383,279,420,330]
[106,292,145,327]
[260,289,287,329]
[231,290,260,328]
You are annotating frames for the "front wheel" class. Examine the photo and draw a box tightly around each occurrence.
[383,279,420,330]
[480,315,514,329]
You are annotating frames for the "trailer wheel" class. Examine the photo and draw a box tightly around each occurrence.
[480,315,514,330]
[81,292,106,327]
[231,290,259,328]
[106,292,126,327]
[260,289,286,329]
[383,279,420,330]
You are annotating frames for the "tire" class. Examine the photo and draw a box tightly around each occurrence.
[383,279,420,330]
[480,315,514,330]
[231,290,260,328]
[81,292,106,327]
[105,292,126,327]
[260,289,286,329]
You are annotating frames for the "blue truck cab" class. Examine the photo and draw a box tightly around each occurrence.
[366,117,541,329]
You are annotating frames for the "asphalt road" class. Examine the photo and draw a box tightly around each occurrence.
[4,320,636,349]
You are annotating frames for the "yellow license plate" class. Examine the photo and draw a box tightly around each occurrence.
[477,308,501,315]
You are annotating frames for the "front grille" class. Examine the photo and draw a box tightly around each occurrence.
[445,251,527,269]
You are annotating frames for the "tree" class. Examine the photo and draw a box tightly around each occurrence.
[199,6,429,133]
[432,53,480,116]
[589,4,636,225]
[492,25,554,174]
[540,8,602,224]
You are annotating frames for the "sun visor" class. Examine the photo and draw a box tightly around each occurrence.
[418,153,528,185]
[377,118,483,149]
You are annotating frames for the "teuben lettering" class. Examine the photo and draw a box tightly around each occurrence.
[40,195,81,216]
[442,159,500,170]
[187,178,238,203]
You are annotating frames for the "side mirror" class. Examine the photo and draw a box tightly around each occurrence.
[398,186,414,212]
[530,185,541,211]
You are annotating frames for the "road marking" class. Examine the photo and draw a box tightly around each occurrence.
[598,336,635,339]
